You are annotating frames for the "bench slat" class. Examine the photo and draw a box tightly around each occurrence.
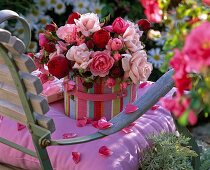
[0,64,43,94]
[0,82,49,115]
[0,53,36,73]
[0,98,55,133]
[0,28,11,44]
[0,35,25,55]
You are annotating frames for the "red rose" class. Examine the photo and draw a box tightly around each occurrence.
[110,66,124,78]
[174,74,192,94]
[26,53,34,58]
[67,12,81,24]
[44,42,56,53]
[46,24,57,32]
[86,40,94,49]
[48,56,69,79]
[137,19,151,31]
[93,29,110,49]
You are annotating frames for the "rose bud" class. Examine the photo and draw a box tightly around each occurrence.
[86,40,94,49]
[93,29,110,49]
[113,53,122,62]
[39,33,48,48]
[106,78,116,88]
[48,56,69,79]
[137,19,151,31]
[44,42,56,53]
[67,12,81,24]
[112,17,129,34]
[110,66,124,78]
[46,24,57,32]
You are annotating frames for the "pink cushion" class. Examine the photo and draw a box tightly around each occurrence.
[0,82,176,170]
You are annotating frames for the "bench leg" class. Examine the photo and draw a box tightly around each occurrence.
[32,136,53,170]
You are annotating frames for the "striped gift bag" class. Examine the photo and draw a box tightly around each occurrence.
[64,76,138,121]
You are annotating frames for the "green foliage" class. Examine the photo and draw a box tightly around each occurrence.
[140,132,197,170]
[200,145,210,170]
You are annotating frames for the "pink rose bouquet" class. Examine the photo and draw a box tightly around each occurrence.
[33,12,152,91]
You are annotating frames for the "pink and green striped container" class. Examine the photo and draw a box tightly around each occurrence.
[64,76,138,121]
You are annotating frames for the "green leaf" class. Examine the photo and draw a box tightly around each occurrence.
[178,110,190,126]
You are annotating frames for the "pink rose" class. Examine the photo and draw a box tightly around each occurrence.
[107,38,123,51]
[122,50,152,84]
[202,0,210,5]
[56,24,78,43]
[74,13,101,36]
[39,33,48,48]
[106,78,116,88]
[89,51,114,77]
[113,53,122,61]
[123,25,143,52]
[66,43,91,70]
[112,17,129,34]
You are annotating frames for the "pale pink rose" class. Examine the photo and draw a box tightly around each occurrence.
[89,51,114,77]
[66,43,91,70]
[113,53,122,61]
[123,25,143,52]
[74,13,101,36]
[56,24,78,43]
[107,38,123,51]
[122,50,152,84]
[106,78,116,88]
[56,41,67,54]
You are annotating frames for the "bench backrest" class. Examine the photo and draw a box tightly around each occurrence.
[0,23,55,133]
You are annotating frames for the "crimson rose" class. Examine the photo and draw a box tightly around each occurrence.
[48,56,69,79]
[67,12,81,24]
[93,29,110,49]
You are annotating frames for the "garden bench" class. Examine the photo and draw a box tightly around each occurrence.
[0,9,199,170]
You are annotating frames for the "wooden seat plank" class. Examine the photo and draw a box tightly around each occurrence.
[0,63,43,94]
[0,82,49,115]
[0,98,55,133]
[0,53,36,73]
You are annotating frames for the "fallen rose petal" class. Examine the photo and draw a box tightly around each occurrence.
[91,121,99,129]
[121,127,133,134]
[99,146,113,157]
[63,133,77,139]
[125,104,138,114]
[139,82,148,88]
[98,117,113,129]
[72,152,80,164]
[76,119,87,127]
[128,122,136,127]
[17,123,26,131]
[151,105,160,110]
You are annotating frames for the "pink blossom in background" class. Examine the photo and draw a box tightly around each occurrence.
[183,22,210,72]
[139,0,162,23]
[37,73,49,84]
[74,13,101,36]
[106,78,116,88]
[66,43,91,70]
[120,81,128,91]
[89,51,114,77]
[188,110,198,125]
[202,0,210,5]
[112,17,129,34]
[56,24,78,43]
